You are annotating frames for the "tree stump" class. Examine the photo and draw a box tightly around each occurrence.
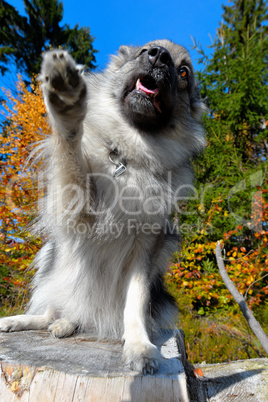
[0,329,189,401]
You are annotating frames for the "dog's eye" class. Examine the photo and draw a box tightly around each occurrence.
[138,49,148,57]
[178,67,188,80]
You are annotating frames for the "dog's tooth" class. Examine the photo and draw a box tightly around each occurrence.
[136,78,140,89]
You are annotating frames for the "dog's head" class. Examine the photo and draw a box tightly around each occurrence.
[108,39,204,132]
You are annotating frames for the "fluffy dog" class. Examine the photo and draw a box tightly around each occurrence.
[0,40,205,374]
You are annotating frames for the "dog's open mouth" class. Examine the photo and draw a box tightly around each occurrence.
[134,76,162,113]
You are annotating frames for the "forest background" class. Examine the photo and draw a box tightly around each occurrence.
[0,0,267,364]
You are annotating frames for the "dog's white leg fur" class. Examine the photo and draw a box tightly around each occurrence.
[123,268,161,375]
[48,318,76,338]
[0,308,54,332]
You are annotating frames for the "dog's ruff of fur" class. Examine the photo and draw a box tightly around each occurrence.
[0,40,206,374]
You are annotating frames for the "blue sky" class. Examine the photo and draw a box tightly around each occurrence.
[7,0,225,71]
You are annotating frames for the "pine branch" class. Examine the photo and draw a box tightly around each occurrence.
[215,241,268,356]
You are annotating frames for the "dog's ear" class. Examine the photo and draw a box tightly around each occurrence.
[190,84,208,122]
[118,45,133,59]
[107,45,137,71]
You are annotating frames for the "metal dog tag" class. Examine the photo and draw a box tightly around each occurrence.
[114,162,127,178]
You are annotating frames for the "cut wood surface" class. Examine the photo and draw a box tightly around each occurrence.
[1,329,267,401]
[196,358,268,402]
[0,329,189,401]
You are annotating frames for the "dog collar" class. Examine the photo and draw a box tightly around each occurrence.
[109,149,127,178]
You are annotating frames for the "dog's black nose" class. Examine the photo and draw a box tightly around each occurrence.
[148,46,172,67]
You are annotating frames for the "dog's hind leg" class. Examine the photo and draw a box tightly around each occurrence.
[0,308,54,332]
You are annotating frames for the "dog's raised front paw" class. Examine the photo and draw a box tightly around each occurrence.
[40,50,87,114]
[123,340,161,375]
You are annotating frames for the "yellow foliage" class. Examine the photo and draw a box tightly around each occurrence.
[0,76,50,311]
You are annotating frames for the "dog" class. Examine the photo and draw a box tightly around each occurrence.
[0,40,206,374]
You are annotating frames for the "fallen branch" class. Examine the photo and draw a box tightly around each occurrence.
[215,241,268,356]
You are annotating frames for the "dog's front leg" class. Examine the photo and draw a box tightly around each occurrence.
[123,268,161,375]
[40,51,91,223]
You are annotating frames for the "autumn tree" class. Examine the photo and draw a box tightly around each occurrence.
[0,78,49,313]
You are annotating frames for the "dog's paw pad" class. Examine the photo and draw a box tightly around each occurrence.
[40,50,86,108]
[47,57,79,91]
[66,65,80,88]
[50,69,66,92]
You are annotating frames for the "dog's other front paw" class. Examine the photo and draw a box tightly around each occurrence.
[40,50,87,117]
[123,340,161,375]
[48,318,76,338]
[0,317,23,332]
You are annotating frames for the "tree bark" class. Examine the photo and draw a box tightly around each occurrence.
[215,241,268,356]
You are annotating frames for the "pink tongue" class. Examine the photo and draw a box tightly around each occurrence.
[137,80,159,95]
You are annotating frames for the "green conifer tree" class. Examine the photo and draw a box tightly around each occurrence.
[0,0,97,77]
[196,0,268,162]
[168,1,268,353]
[186,0,268,243]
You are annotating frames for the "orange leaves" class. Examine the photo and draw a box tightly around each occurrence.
[168,182,268,316]
[167,234,227,316]
[193,368,204,377]
[0,76,48,308]
[1,76,48,219]
[224,225,243,240]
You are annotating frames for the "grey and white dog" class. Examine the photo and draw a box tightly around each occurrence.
[0,40,205,374]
